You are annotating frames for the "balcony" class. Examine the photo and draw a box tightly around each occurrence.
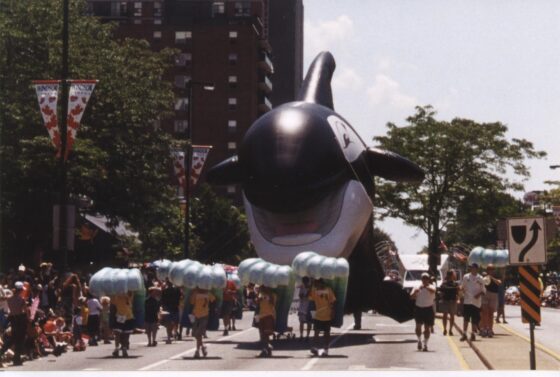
[258,96,272,113]
[258,75,272,93]
[259,53,274,74]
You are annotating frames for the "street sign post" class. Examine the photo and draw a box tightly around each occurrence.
[506,216,547,371]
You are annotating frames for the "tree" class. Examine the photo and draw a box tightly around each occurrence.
[374,106,546,272]
[190,184,255,265]
[0,0,183,266]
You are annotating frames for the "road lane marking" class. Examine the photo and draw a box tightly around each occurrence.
[348,365,418,370]
[498,323,560,362]
[138,327,256,370]
[435,319,469,370]
[301,323,354,371]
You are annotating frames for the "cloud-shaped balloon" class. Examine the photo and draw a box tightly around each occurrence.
[468,247,509,268]
[237,258,293,287]
[89,268,144,297]
[291,251,349,279]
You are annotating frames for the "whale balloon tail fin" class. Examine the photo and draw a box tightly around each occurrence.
[297,51,336,110]
[206,155,242,185]
[373,281,415,323]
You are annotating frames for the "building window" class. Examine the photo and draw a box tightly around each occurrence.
[174,120,188,133]
[234,1,251,16]
[228,97,237,110]
[110,2,128,17]
[175,31,192,44]
[174,75,191,88]
[229,31,238,39]
[228,120,237,132]
[153,1,162,17]
[228,142,237,150]
[175,53,192,66]
[175,97,189,111]
[227,185,236,194]
[228,53,238,65]
[228,75,238,88]
[154,18,162,25]
[133,2,142,17]
[153,31,162,39]
[212,1,225,16]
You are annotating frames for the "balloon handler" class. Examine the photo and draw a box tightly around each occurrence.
[188,286,216,358]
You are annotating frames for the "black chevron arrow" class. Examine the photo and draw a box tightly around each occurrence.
[518,221,541,262]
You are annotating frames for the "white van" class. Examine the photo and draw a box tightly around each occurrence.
[397,254,449,293]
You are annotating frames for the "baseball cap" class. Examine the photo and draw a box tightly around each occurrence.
[18,264,26,272]
[14,281,24,290]
[421,272,430,279]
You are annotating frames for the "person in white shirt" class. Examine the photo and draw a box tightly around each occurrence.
[460,263,485,342]
[410,272,436,352]
[86,294,103,346]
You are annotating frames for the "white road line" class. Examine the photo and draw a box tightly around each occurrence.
[301,323,354,371]
[138,327,256,371]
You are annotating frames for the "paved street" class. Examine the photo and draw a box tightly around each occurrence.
[9,306,560,371]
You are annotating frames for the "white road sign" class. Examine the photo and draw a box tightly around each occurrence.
[507,217,547,265]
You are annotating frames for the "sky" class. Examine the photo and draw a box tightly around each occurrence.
[302,0,560,254]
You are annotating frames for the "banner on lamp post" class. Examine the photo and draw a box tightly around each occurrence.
[32,80,62,152]
[190,145,212,186]
[171,150,186,193]
[65,80,97,160]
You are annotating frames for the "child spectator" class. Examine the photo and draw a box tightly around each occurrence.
[99,296,111,344]
[72,307,86,351]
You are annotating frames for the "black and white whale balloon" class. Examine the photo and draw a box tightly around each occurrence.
[208,51,424,322]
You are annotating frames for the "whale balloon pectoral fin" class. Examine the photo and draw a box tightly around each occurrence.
[365,148,425,183]
[206,155,242,185]
[373,280,415,323]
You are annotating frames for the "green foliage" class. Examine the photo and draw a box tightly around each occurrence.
[190,184,255,265]
[374,105,546,255]
[0,0,183,264]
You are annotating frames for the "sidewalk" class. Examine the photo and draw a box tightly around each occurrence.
[451,321,560,370]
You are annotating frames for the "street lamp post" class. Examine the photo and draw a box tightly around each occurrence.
[184,80,214,258]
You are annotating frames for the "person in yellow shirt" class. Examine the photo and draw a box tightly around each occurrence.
[189,287,216,358]
[309,278,336,357]
[256,285,277,357]
[110,292,135,358]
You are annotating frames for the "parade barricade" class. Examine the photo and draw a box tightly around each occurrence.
[292,251,350,328]
[89,267,146,327]
[238,258,295,335]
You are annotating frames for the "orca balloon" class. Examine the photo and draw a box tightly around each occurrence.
[207,51,424,322]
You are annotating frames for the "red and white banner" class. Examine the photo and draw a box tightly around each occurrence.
[33,80,61,152]
[190,145,212,186]
[65,80,97,160]
[171,150,186,191]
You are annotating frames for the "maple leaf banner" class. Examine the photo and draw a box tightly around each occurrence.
[171,150,186,192]
[65,80,97,160]
[32,80,61,151]
[190,145,212,186]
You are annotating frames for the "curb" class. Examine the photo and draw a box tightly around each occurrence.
[452,322,494,370]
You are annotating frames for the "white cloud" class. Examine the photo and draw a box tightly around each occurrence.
[305,15,355,55]
[332,67,363,92]
[366,74,417,109]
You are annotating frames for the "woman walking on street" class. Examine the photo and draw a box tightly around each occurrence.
[439,270,459,336]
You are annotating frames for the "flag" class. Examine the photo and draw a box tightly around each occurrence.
[171,150,186,191]
[453,251,467,262]
[33,80,61,152]
[190,145,212,186]
[65,80,97,160]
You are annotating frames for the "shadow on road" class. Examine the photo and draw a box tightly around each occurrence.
[86,355,142,359]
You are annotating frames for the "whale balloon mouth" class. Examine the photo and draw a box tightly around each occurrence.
[250,181,347,246]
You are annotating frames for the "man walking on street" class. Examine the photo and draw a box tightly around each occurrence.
[460,263,485,342]
[410,273,436,351]
[189,286,216,359]
[309,278,336,357]
[7,282,28,366]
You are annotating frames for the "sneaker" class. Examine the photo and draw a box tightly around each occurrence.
[223,330,229,336]
[417,340,422,350]
[232,325,236,331]
[194,351,200,359]
[423,345,428,352]
[460,335,467,342]
[470,333,476,342]
[166,339,172,344]
[177,334,182,341]
[153,341,158,347]
[353,324,361,330]
[503,320,508,324]
[320,349,328,357]
[443,329,447,336]
[122,349,128,358]
[449,330,454,336]
[202,346,208,358]
[310,347,319,356]
[258,350,268,358]
[104,340,111,344]
[488,330,494,338]
[112,349,119,358]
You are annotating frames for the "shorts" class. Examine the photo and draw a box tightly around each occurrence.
[298,312,311,324]
[258,315,275,336]
[145,322,158,334]
[439,300,457,315]
[221,301,234,317]
[485,292,498,312]
[86,314,100,335]
[192,316,209,338]
[463,304,481,324]
[112,318,135,334]
[414,306,435,326]
[313,319,332,333]
[161,310,179,326]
